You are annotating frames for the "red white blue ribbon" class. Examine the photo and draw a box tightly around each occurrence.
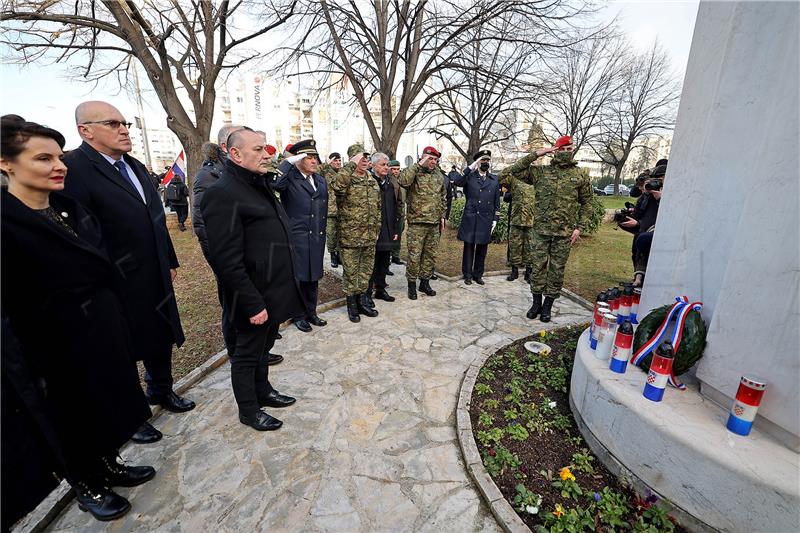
[631,296,702,390]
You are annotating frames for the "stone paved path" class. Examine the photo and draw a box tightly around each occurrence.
[50,260,590,532]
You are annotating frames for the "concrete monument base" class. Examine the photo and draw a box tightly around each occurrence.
[570,328,799,532]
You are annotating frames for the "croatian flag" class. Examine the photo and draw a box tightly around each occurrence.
[161,151,186,185]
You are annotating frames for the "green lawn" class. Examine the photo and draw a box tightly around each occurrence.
[598,195,631,209]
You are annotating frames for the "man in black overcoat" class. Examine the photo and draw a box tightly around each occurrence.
[63,101,194,443]
[201,128,304,431]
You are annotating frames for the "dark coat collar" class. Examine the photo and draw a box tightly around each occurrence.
[77,142,148,204]
[224,158,267,187]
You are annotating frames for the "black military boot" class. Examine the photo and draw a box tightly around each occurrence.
[419,279,436,296]
[365,282,376,309]
[101,454,155,487]
[506,266,518,281]
[330,252,340,268]
[357,293,379,317]
[346,295,360,323]
[524,267,532,283]
[407,281,418,300]
[540,296,555,323]
[526,294,542,319]
[74,480,131,521]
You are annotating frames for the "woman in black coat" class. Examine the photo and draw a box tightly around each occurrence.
[0,117,154,522]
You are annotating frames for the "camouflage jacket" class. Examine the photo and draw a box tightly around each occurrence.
[397,163,446,224]
[331,162,381,247]
[319,163,339,217]
[500,153,593,236]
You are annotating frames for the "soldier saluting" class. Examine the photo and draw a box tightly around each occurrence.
[500,135,593,322]
[398,146,447,300]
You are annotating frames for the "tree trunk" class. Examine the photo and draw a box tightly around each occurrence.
[612,163,625,195]
[171,131,205,207]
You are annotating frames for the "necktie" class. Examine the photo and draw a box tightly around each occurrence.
[114,161,144,201]
[307,175,316,191]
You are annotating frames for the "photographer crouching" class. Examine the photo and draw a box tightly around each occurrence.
[616,163,666,287]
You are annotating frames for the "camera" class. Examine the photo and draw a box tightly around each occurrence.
[613,202,636,223]
[644,178,663,191]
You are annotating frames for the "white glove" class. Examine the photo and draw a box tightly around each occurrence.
[491,221,497,233]
[287,153,307,165]
[469,159,479,170]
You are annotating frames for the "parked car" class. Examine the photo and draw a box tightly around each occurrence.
[593,187,607,196]
[603,184,631,195]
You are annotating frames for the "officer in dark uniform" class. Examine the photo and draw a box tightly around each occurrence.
[452,149,500,284]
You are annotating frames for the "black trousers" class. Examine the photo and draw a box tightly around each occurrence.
[370,249,392,289]
[217,276,237,357]
[295,280,318,320]
[230,322,278,416]
[172,204,188,225]
[462,242,488,279]
[142,333,174,398]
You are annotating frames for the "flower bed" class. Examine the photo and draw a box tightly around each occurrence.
[469,324,684,532]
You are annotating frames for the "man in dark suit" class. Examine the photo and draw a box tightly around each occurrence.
[200,128,304,431]
[273,139,328,333]
[63,101,194,444]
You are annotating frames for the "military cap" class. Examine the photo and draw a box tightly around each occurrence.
[554,135,572,148]
[651,164,667,178]
[265,144,277,156]
[289,139,318,156]
[655,158,668,167]
[473,149,491,161]
[284,143,293,153]
[328,152,341,161]
[347,143,367,158]
[422,146,441,158]
[388,159,401,167]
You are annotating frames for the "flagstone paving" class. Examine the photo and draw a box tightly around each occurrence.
[49,262,590,532]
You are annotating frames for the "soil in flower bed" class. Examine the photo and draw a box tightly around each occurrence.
[469,324,684,532]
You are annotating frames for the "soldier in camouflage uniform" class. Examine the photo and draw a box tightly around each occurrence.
[331,144,382,322]
[503,172,536,283]
[500,135,592,322]
[397,146,447,300]
[388,160,405,267]
[319,152,343,267]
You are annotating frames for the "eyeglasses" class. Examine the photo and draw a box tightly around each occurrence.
[81,119,132,129]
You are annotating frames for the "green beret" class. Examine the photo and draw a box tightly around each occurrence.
[388,160,401,167]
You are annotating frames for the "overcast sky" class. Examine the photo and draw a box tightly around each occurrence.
[0,1,699,149]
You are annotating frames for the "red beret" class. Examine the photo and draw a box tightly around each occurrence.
[284,143,293,152]
[265,144,277,156]
[422,146,441,158]
[554,135,572,148]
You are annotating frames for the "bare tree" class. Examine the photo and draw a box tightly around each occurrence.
[591,42,680,194]
[424,17,546,164]
[537,30,627,152]
[282,0,591,157]
[1,0,298,181]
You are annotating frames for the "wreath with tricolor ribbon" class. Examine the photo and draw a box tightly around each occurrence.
[630,296,707,389]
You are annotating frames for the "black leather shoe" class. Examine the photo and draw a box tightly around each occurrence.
[148,391,196,413]
[419,279,436,296]
[357,294,379,317]
[131,422,162,444]
[294,319,312,332]
[391,257,405,265]
[386,269,394,276]
[407,281,417,300]
[346,295,360,322]
[527,294,543,319]
[374,288,395,302]
[540,296,555,322]
[276,332,283,340]
[474,277,485,285]
[464,276,472,285]
[239,410,283,431]
[259,390,296,408]
[507,266,519,281]
[431,273,439,280]
[266,353,284,366]
[102,455,156,487]
[308,315,327,327]
[74,482,131,521]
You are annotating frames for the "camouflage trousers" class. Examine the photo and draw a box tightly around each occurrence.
[340,245,375,296]
[508,225,534,267]
[406,223,439,281]
[391,216,405,260]
[529,233,572,299]
[326,215,339,255]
